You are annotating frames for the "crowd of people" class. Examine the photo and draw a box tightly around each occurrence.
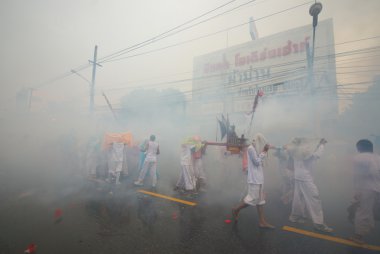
[232,134,379,244]
[78,131,379,245]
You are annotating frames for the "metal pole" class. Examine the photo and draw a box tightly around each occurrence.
[309,2,322,135]
[27,88,33,111]
[90,45,98,113]
[102,91,118,121]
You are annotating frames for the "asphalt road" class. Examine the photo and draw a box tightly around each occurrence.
[0,149,379,254]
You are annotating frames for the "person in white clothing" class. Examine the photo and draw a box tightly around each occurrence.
[273,146,294,205]
[107,142,124,184]
[232,134,274,229]
[288,137,333,233]
[192,136,207,192]
[175,137,197,194]
[84,137,100,179]
[349,139,380,244]
[134,134,160,188]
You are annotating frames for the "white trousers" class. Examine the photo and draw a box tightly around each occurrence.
[122,147,128,176]
[193,158,206,180]
[86,155,97,175]
[138,160,157,186]
[291,180,324,225]
[108,160,122,175]
[176,164,196,191]
[243,184,265,206]
[355,189,377,236]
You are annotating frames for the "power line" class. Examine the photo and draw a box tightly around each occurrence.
[103,1,313,63]
[29,0,257,90]
[98,0,241,63]
[314,35,380,50]
[101,45,380,94]
[100,0,263,63]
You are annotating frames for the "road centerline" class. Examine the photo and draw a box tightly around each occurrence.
[283,225,380,251]
[137,189,197,206]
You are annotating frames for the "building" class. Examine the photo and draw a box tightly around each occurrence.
[191,19,337,141]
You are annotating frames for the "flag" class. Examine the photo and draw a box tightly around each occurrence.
[226,113,230,132]
[247,89,264,132]
[217,118,227,140]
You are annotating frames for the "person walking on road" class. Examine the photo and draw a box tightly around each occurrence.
[134,134,160,189]
[349,139,380,244]
[232,133,275,229]
[287,137,333,233]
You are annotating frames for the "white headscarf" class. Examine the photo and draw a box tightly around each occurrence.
[253,133,268,154]
[287,137,322,160]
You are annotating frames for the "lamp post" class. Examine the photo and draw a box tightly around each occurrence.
[309,1,323,136]
[309,1,323,87]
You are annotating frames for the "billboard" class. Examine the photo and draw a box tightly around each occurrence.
[192,19,337,119]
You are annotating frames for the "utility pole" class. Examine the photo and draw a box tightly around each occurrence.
[89,45,102,113]
[27,88,34,111]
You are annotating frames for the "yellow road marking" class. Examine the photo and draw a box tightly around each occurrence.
[283,226,380,251]
[137,189,197,206]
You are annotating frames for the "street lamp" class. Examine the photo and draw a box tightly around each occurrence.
[309,2,323,73]
[309,1,323,136]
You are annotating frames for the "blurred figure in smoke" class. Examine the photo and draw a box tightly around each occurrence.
[134,134,160,189]
[174,137,197,195]
[232,133,274,229]
[370,134,380,154]
[107,142,125,184]
[137,138,158,180]
[227,125,239,144]
[60,131,79,173]
[287,137,333,233]
[192,136,208,192]
[349,139,380,244]
[273,145,294,205]
[138,139,149,172]
[84,137,101,179]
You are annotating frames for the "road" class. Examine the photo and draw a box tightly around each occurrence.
[0,149,379,254]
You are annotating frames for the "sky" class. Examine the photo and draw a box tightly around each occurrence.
[0,0,379,113]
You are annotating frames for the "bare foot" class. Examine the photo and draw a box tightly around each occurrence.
[232,208,239,221]
[259,223,275,229]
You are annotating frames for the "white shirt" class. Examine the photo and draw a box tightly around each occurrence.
[109,142,124,162]
[353,152,380,192]
[145,140,159,162]
[294,144,324,181]
[247,144,266,184]
[180,144,194,166]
